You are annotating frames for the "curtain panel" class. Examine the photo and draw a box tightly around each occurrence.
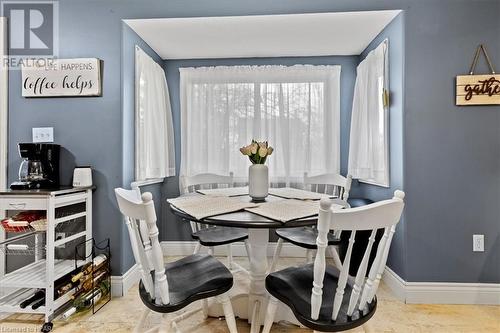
[0,17,7,189]
[348,40,389,187]
[180,65,341,185]
[135,46,176,181]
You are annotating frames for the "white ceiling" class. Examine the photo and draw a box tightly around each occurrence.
[124,10,401,60]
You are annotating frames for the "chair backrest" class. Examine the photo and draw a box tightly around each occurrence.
[304,172,353,201]
[310,190,405,322]
[179,173,234,233]
[180,172,234,195]
[115,188,170,305]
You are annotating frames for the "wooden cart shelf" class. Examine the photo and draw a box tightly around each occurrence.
[0,259,85,288]
[0,186,94,330]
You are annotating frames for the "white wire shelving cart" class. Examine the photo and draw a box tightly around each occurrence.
[0,186,94,332]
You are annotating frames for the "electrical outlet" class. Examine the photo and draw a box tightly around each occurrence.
[473,234,484,252]
[32,127,54,143]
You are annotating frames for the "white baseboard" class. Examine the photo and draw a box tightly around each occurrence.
[111,264,140,297]
[382,266,407,301]
[383,267,500,305]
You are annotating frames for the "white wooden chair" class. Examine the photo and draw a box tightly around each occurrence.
[263,190,405,333]
[115,188,238,333]
[180,173,250,272]
[268,173,352,273]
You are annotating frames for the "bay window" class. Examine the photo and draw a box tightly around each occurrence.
[180,65,341,185]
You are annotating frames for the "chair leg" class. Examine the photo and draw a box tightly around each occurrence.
[171,321,182,333]
[193,242,201,254]
[267,238,283,274]
[208,246,214,255]
[262,296,278,333]
[244,239,252,261]
[202,299,209,319]
[227,244,234,270]
[306,249,313,263]
[216,293,238,333]
[158,313,173,333]
[250,300,261,333]
[134,308,151,333]
[329,246,343,269]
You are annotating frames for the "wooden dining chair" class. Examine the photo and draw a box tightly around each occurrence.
[262,190,405,333]
[115,188,238,333]
[268,173,352,273]
[179,172,250,272]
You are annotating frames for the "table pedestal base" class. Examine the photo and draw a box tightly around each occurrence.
[207,229,303,332]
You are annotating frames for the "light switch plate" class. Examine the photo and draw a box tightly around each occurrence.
[32,127,54,143]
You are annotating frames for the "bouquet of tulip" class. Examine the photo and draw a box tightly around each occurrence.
[240,140,274,164]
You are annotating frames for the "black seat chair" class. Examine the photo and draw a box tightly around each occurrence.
[115,188,238,333]
[263,191,405,333]
[180,173,250,272]
[268,173,352,273]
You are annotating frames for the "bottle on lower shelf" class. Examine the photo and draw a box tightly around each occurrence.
[62,280,110,320]
[19,290,45,309]
[31,297,45,310]
[71,269,108,300]
[71,254,108,283]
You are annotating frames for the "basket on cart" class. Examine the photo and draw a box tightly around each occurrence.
[1,211,46,233]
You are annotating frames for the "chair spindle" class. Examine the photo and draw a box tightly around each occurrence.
[347,229,377,316]
[332,230,356,321]
[311,199,332,319]
[142,192,170,305]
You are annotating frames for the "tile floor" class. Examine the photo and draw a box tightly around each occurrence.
[0,257,498,333]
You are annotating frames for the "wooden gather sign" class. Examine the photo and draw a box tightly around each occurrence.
[456,74,500,105]
[21,58,102,97]
[456,45,499,106]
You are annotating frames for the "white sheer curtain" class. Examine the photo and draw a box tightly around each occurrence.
[348,40,389,187]
[180,65,341,184]
[135,46,175,180]
[0,17,7,189]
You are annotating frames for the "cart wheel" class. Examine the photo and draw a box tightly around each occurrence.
[41,322,53,332]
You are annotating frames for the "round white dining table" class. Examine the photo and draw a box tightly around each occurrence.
[169,194,325,332]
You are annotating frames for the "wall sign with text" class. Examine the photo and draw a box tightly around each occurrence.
[456,45,499,106]
[456,74,500,105]
[22,58,102,97]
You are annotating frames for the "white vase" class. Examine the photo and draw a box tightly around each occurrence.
[248,164,269,201]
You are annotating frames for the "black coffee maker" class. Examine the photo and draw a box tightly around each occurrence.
[10,143,60,190]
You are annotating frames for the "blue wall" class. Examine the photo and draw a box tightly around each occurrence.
[402,2,499,283]
[6,0,499,282]
[8,0,126,274]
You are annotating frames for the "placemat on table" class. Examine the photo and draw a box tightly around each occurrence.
[196,186,249,197]
[245,199,345,223]
[244,199,318,222]
[168,195,257,220]
[269,187,334,200]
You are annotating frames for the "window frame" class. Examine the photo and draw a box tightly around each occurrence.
[179,64,342,184]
